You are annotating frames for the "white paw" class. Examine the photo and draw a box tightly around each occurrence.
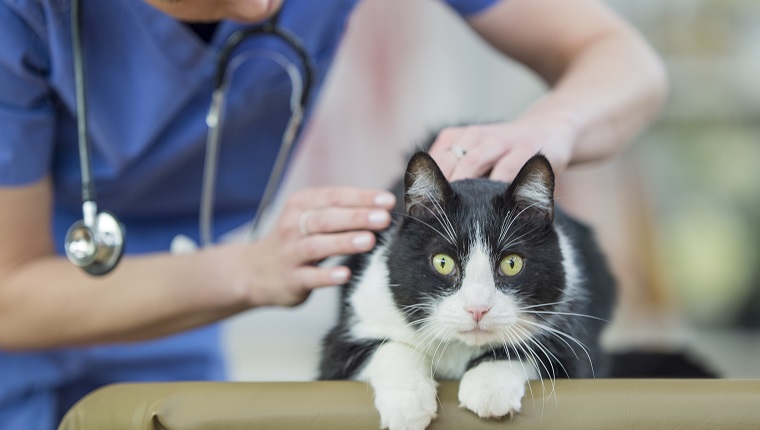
[458,360,527,418]
[374,384,438,430]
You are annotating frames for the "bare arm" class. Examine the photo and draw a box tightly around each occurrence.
[430,0,668,180]
[0,178,394,350]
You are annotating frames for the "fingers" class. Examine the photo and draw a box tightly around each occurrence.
[289,187,396,212]
[429,122,572,183]
[428,127,466,178]
[429,125,513,181]
[245,188,396,307]
[489,146,536,182]
[298,207,391,237]
[449,135,511,181]
[295,231,376,264]
[274,186,391,269]
[291,265,352,291]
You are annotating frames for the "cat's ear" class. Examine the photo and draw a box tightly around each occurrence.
[404,152,453,217]
[506,154,555,221]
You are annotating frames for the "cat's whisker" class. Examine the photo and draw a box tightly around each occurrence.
[404,185,457,246]
[500,224,542,252]
[517,318,579,360]
[403,324,442,366]
[498,201,542,246]
[393,210,455,246]
[342,349,364,377]
[400,300,438,311]
[400,304,437,319]
[497,210,514,244]
[497,330,513,363]
[516,299,575,311]
[501,328,537,409]
[417,326,449,378]
[498,204,530,242]
[512,324,563,400]
[508,326,551,384]
[400,302,435,311]
[519,318,595,378]
[506,326,553,419]
[403,324,435,350]
[430,329,454,379]
[406,318,434,329]
[523,310,608,322]
[419,187,457,245]
[420,203,455,245]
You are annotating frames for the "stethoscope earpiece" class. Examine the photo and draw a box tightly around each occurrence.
[65,209,125,276]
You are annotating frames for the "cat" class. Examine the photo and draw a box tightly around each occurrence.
[318,150,615,430]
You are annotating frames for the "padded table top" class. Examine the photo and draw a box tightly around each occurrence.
[59,379,760,429]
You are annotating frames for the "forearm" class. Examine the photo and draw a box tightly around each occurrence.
[0,249,246,350]
[467,0,669,169]
[517,28,669,165]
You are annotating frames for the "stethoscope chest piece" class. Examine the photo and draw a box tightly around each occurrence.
[65,208,125,276]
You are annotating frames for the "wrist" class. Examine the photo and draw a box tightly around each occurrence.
[178,245,253,311]
[518,108,581,172]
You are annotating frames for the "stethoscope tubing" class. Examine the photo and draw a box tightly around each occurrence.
[67,0,315,274]
[71,0,95,206]
[200,11,316,246]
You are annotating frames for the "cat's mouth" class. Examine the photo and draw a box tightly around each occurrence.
[456,327,497,346]
[458,327,493,335]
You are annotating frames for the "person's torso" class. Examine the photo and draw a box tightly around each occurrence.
[43,0,357,253]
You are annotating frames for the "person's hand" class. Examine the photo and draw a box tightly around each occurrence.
[428,117,578,182]
[214,186,395,308]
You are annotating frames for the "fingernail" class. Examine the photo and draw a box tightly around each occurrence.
[368,210,390,225]
[374,192,396,207]
[331,268,350,284]
[352,233,373,250]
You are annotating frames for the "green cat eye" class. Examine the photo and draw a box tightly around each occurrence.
[500,254,524,276]
[431,253,456,276]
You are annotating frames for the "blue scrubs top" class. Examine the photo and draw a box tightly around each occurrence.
[0,0,498,428]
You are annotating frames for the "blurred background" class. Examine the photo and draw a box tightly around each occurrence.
[223,0,760,380]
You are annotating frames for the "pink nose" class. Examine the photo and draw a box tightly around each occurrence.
[466,306,492,323]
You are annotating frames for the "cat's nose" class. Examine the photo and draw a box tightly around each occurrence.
[465,305,492,323]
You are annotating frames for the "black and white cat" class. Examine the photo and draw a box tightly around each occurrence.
[319,151,615,430]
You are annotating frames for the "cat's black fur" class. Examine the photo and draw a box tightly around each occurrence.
[318,150,616,428]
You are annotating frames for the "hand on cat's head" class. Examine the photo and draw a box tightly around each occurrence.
[427,119,575,182]
[404,151,555,224]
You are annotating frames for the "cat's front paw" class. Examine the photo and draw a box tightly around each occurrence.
[458,360,527,419]
[374,383,438,430]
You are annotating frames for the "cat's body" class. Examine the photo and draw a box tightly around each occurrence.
[319,152,615,430]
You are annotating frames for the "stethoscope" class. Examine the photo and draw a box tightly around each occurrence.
[64,0,315,276]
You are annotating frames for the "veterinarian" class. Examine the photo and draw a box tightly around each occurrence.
[0,0,667,428]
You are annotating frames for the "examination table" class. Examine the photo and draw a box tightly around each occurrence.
[59,379,760,429]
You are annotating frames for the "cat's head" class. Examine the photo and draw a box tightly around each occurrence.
[386,152,567,348]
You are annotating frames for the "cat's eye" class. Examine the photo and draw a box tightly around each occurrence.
[500,254,524,276]
[431,253,456,276]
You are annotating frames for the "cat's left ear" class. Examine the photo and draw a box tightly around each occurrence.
[404,152,453,218]
[505,154,555,221]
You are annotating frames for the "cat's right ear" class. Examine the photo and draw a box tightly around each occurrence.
[404,152,453,217]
